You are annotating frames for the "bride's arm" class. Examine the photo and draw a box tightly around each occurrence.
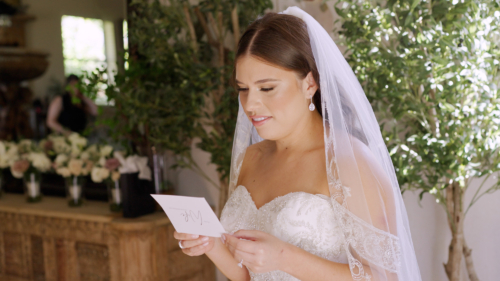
[225,230,354,280]
[206,237,251,281]
[174,232,250,281]
[281,243,353,280]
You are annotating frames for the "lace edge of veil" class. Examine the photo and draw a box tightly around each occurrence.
[329,175,402,278]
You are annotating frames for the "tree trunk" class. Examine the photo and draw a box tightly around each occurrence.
[463,239,480,281]
[444,181,464,281]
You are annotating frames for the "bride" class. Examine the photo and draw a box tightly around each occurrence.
[174,6,422,281]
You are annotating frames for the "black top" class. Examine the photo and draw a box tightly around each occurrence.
[57,93,87,133]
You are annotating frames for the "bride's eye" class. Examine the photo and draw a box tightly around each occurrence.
[237,88,248,92]
[261,87,274,92]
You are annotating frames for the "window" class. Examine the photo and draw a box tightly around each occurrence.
[123,20,129,70]
[61,15,118,105]
[61,16,106,76]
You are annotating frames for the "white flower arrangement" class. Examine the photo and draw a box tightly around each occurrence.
[3,133,127,187]
[0,141,19,169]
[91,145,121,183]
[45,133,93,178]
[8,140,51,179]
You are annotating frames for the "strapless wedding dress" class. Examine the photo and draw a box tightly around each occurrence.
[220,185,349,281]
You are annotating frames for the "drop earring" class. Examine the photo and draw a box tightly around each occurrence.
[309,96,315,111]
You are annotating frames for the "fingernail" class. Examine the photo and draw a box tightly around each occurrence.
[202,242,209,246]
[221,234,226,244]
[202,236,209,242]
[191,234,199,239]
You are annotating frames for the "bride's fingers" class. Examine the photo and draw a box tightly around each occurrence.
[233,249,255,267]
[232,229,265,240]
[225,234,256,255]
[182,240,211,256]
[174,231,200,240]
[179,236,210,248]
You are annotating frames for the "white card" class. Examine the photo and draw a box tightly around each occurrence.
[151,194,227,237]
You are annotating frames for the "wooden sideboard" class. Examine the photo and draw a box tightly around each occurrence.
[0,194,215,281]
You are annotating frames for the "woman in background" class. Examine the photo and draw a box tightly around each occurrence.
[46,74,98,136]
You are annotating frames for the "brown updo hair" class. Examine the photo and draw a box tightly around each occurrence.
[232,12,322,116]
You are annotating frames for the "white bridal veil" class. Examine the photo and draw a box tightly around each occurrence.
[227,6,422,281]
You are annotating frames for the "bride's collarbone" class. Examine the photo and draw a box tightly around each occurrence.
[238,166,329,205]
[237,142,329,203]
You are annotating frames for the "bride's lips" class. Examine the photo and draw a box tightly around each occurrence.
[250,115,272,127]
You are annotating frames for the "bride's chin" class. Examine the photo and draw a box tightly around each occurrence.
[254,127,279,141]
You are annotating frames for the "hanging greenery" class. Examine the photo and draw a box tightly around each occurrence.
[333,0,500,280]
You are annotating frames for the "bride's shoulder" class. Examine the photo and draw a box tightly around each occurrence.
[237,140,272,182]
[245,140,273,158]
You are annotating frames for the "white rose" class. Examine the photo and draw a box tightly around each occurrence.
[68,133,87,147]
[70,145,82,158]
[100,168,110,180]
[100,145,113,157]
[98,156,106,167]
[54,154,68,167]
[52,138,71,154]
[68,159,83,176]
[56,167,71,177]
[81,160,94,176]
[80,151,90,160]
[29,152,51,172]
[91,167,110,183]
[1,144,19,168]
[0,158,8,169]
[18,139,33,153]
[85,144,98,155]
[0,142,8,168]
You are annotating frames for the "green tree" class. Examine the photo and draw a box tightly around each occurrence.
[333,0,500,280]
[103,0,273,214]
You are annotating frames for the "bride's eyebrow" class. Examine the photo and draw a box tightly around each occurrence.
[236,78,281,84]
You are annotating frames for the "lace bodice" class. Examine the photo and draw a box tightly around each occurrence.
[220,185,349,281]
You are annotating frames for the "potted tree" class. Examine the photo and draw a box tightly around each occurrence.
[333,0,500,280]
[101,0,273,215]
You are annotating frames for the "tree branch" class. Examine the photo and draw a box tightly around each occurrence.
[182,3,198,53]
[463,239,480,281]
[464,173,491,215]
[231,5,240,51]
[193,7,218,47]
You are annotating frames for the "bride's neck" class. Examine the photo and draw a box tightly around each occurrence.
[273,111,324,154]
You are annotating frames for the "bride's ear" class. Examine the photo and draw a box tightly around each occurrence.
[302,71,318,99]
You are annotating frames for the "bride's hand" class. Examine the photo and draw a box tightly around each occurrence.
[224,230,288,273]
[173,231,215,256]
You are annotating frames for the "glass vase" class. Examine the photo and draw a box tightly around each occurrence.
[24,172,42,203]
[65,176,84,207]
[107,179,122,212]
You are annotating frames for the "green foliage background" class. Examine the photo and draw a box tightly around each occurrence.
[101,0,273,188]
[334,0,500,207]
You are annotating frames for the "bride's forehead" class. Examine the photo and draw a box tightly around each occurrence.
[235,56,295,82]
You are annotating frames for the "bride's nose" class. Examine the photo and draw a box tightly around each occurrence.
[243,88,263,113]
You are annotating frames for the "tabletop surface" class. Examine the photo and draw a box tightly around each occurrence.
[0,193,170,226]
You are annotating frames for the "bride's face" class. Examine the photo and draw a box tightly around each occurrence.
[235,55,316,140]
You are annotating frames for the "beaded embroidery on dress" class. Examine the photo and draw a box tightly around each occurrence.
[220,185,349,281]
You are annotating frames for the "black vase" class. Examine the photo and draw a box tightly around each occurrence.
[119,172,156,218]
